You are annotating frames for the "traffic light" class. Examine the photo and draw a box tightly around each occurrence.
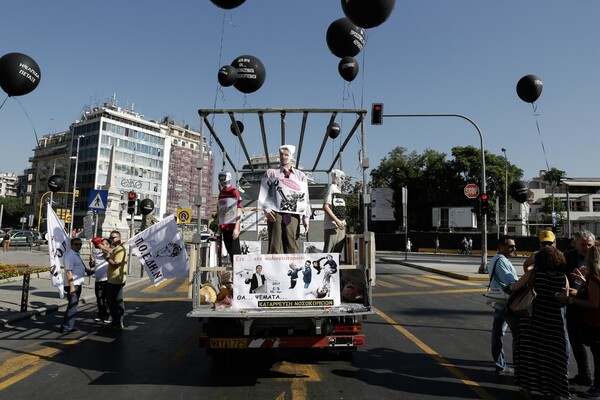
[127,191,137,214]
[480,193,490,215]
[371,103,383,125]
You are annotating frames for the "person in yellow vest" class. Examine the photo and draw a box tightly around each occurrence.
[99,230,128,330]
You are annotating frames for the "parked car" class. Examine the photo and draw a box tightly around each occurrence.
[5,230,35,247]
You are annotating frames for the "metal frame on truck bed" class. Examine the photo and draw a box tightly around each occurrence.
[187,107,376,351]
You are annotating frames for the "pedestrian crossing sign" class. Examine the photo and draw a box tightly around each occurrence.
[88,190,108,211]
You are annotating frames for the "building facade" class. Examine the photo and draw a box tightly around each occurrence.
[25,102,214,231]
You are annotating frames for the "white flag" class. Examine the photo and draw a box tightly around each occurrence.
[46,203,69,298]
[128,215,189,286]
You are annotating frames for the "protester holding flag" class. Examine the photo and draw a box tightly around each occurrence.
[60,237,92,334]
[128,215,189,287]
[46,203,68,298]
[90,237,111,323]
[100,230,128,330]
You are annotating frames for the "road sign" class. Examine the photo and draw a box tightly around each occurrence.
[176,208,192,224]
[464,183,480,199]
[88,190,108,211]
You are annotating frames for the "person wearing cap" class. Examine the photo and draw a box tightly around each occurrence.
[89,237,111,323]
[217,171,241,264]
[262,144,310,254]
[323,169,347,253]
[523,229,556,272]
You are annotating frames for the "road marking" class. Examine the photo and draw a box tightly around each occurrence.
[384,275,430,287]
[0,337,86,391]
[176,280,190,293]
[171,326,203,363]
[373,279,398,288]
[273,361,321,400]
[373,288,485,298]
[141,278,176,293]
[423,274,482,286]
[413,276,456,287]
[124,297,189,302]
[374,307,496,400]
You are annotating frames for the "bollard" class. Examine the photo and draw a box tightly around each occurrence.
[20,273,31,312]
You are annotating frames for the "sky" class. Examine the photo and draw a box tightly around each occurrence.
[2,0,600,188]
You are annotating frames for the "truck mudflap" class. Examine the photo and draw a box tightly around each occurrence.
[202,334,366,349]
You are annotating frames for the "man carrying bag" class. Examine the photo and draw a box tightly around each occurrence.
[488,235,519,375]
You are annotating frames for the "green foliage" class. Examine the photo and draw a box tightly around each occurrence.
[369,146,524,230]
[538,196,566,225]
[0,196,25,227]
[342,180,363,234]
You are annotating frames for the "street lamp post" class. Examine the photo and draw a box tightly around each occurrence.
[380,113,488,273]
[69,135,83,235]
[502,148,508,235]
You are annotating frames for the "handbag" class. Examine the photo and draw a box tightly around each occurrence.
[507,272,537,318]
[483,258,510,307]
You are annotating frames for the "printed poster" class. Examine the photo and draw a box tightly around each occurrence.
[257,176,308,215]
[233,253,341,309]
[218,197,238,225]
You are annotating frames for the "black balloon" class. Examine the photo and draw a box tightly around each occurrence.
[328,122,341,139]
[231,55,266,94]
[218,65,238,87]
[516,75,543,103]
[509,180,529,203]
[341,0,396,29]
[0,52,41,96]
[47,175,65,193]
[210,0,246,9]
[139,199,155,215]
[326,18,366,58]
[338,56,359,82]
[230,121,244,135]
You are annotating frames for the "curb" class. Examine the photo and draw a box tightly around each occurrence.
[0,277,148,328]
[380,257,490,281]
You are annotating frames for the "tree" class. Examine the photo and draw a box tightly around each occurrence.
[0,196,25,228]
[369,146,523,230]
[538,196,566,229]
[542,167,567,229]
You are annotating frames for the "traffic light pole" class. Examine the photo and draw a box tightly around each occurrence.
[376,112,488,273]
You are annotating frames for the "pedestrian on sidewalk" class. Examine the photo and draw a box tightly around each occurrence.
[100,230,128,330]
[434,237,440,254]
[60,237,92,334]
[89,237,110,323]
[2,231,10,252]
[488,235,519,375]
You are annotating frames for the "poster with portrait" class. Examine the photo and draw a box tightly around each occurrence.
[239,240,261,255]
[257,176,308,215]
[233,253,340,309]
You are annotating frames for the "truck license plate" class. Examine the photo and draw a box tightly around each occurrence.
[209,338,247,348]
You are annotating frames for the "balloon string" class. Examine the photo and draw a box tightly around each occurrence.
[211,10,232,171]
[12,96,41,149]
[0,95,8,110]
[531,102,550,171]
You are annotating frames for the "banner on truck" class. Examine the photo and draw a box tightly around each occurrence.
[233,253,340,309]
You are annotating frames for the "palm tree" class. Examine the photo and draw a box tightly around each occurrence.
[542,168,567,227]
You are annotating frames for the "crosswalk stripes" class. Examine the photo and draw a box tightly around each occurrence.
[376,274,481,289]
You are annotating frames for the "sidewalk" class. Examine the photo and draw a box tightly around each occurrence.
[0,246,148,328]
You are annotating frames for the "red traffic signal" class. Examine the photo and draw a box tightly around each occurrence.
[371,103,383,125]
[480,193,490,215]
[127,191,137,214]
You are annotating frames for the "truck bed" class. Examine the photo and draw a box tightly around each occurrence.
[186,302,373,319]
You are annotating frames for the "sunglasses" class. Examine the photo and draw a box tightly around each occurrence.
[541,242,554,247]
[72,243,82,246]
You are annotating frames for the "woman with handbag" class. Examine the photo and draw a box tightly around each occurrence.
[506,246,570,400]
[556,243,600,399]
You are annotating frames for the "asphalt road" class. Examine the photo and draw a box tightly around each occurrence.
[0,260,582,399]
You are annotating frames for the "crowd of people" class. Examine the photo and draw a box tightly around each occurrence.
[490,230,600,399]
